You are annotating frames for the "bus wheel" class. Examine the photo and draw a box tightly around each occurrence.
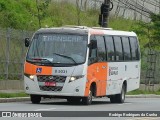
[110,84,126,103]
[30,95,41,104]
[116,84,126,103]
[82,89,92,105]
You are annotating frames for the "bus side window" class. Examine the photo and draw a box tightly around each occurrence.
[122,37,132,60]
[96,36,106,61]
[129,37,140,60]
[105,36,115,61]
[88,35,98,64]
[113,36,123,61]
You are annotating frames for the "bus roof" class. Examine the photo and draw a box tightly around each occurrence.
[36,26,137,37]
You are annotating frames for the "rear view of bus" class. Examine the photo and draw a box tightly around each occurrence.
[24,26,140,105]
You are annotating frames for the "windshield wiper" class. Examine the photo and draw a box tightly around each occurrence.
[28,58,53,64]
[53,53,77,64]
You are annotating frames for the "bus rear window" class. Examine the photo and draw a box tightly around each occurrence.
[129,37,140,60]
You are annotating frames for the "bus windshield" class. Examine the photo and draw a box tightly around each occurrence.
[27,33,88,65]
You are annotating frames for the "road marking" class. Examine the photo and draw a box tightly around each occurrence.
[118,103,132,105]
[34,108,56,111]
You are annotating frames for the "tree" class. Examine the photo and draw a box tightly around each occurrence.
[132,13,160,50]
[35,0,50,28]
[149,13,160,48]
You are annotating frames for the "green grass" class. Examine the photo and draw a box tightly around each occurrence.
[0,92,29,98]
[127,89,160,95]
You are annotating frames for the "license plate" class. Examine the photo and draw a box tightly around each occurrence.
[45,82,56,86]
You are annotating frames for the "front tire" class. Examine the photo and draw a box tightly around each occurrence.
[82,89,92,105]
[30,95,41,104]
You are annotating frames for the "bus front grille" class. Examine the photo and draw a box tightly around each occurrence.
[37,75,67,91]
[37,75,67,83]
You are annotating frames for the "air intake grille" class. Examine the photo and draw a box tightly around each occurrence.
[37,75,66,82]
[37,75,66,91]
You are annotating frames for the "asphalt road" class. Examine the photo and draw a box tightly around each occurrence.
[1,97,160,111]
[0,98,160,120]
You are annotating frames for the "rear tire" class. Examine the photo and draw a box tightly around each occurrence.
[82,89,92,105]
[116,84,126,103]
[30,95,41,104]
[110,84,126,103]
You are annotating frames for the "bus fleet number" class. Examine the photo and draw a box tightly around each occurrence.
[55,70,67,74]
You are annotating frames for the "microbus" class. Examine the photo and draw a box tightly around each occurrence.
[24,26,140,105]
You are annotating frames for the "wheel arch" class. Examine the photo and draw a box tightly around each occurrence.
[90,82,97,97]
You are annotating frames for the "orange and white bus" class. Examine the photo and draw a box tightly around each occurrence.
[24,26,140,105]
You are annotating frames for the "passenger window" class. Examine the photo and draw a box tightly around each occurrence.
[122,37,131,60]
[113,36,123,61]
[129,37,140,60]
[96,36,106,61]
[105,36,115,61]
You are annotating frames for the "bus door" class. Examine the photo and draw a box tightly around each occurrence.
[88,35,107,96]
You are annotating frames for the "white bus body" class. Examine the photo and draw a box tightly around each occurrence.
[24,26,140,105]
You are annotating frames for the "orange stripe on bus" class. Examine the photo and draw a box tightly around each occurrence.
[85,62,108,97]
[24,62,52,75]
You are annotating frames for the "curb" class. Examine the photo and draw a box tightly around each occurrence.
[0,95,160,103]
[0,97,30,103]
[126,94,160,98]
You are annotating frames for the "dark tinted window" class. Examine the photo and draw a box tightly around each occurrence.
[129,37,140,60]
[96,36,106,61]
[114,36,123,61]
[122,37,131,60]
[105,36,115,61]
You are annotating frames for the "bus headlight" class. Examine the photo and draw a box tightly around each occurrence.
[69,75,84,82]
[29,75,34,80]
[24,74,35,81]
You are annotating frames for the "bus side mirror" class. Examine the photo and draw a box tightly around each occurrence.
[25,38,30,47]
[88,40,97,49]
